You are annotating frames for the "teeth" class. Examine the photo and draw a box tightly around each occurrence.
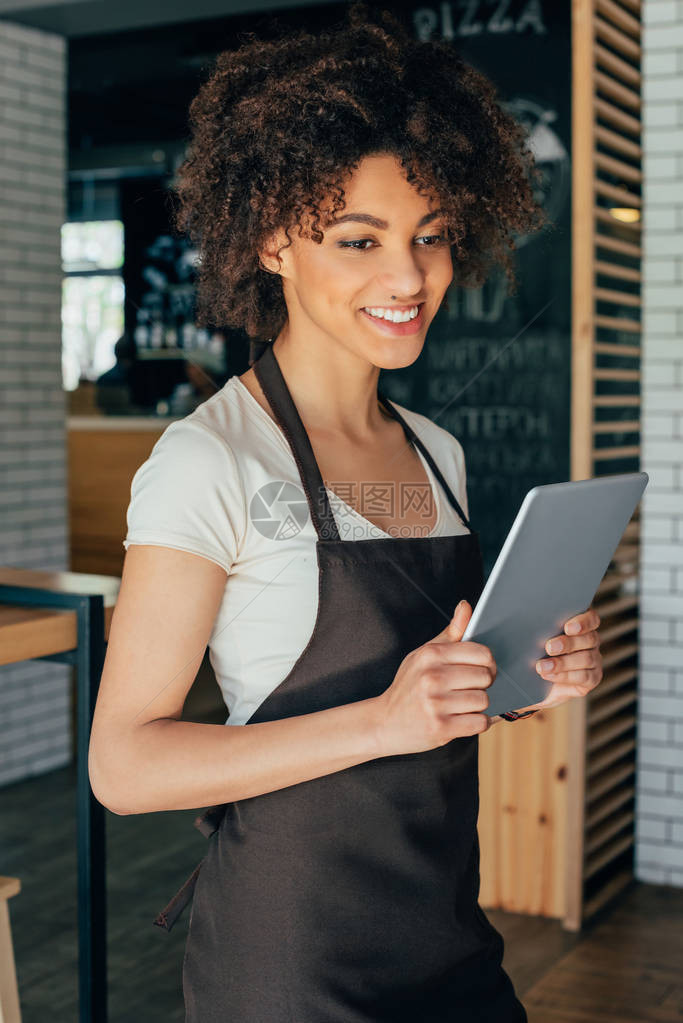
[363,305,420,323]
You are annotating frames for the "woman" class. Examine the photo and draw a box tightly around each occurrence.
[89,5,603,1020]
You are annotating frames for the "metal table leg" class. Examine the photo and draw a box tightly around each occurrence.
[0,585,108,1022]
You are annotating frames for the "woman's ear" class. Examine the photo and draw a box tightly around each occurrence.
[257,253,279,275]
[257,249,278,274]
[257,229,287,276]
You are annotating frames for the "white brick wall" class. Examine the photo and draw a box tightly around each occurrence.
[0,19,70,786]
[637,0,683,886]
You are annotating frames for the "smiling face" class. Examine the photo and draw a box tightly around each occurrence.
[258,152,454,370]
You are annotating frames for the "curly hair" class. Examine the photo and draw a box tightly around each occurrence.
[170,1,548,340]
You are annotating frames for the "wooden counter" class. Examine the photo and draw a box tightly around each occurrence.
[67,414,175,578]
[66,412,228,728]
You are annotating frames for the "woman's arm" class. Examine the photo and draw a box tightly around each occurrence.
[88,544,383,816]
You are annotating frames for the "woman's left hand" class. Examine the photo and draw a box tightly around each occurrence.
[506,607,603,716]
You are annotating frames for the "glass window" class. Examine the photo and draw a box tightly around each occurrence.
[61,220,124,390]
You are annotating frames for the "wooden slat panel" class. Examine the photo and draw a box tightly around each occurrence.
[595,259,641,282]
[594,341,640,357]
[594,287,641,307]
[596,122,642,160]
[594,233,642,259]
[564,699,587,931]
[594,363,640,375]
[588,691,637,727]
[595,569,638,597]
[587,713,637,755]
[584,832,633,880]
[597,152,642,187]
[565,0,599,932]
[589,666,638,700]
[567,0,642,932]
[598,641,639,669]
[588,757,633,793]
[590,675,636,705]
[593,445,640,459]
[593,394,640,406]
[595,615,638,644]
[594,43,641,89]
[596,0,641,40]
[597,598,640,633]
[608,547,640,569]
[613,0,641,17]
[595,178,642,207]
[596,206,642,232]
[622,519,640,540]
[586,809,635,857]
[593,419,639,432]
[594,16,641,61]
[595,69,640,112]
[582,866,634,920]
[593,594,639,618]
[586,784,635,830]
[595,96,641,136]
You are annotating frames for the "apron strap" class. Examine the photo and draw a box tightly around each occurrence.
[254,344,340,541]
[377,391,473,533]
[152,857,205,932]
[152,805,227,932]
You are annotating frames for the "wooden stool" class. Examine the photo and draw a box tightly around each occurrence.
[0,876,21,1023]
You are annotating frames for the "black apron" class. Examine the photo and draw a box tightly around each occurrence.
[154,343,527,1022]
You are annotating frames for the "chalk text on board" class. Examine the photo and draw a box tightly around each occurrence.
[413,1,547,42]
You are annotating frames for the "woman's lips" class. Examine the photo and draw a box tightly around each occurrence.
[359,303,426,336]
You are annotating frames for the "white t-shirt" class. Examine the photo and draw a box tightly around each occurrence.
[123,374,472,725]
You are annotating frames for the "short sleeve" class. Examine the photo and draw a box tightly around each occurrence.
[122,419,246,574]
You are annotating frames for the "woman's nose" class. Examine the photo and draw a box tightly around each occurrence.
[379,256,425,298]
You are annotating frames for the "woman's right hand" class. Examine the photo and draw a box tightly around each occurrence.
[372,600,496,757]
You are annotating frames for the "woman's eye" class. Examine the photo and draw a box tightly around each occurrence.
[338,239,374,251]
[337,234,447,251]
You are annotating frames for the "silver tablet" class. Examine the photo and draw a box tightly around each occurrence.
[461,471,649,717]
